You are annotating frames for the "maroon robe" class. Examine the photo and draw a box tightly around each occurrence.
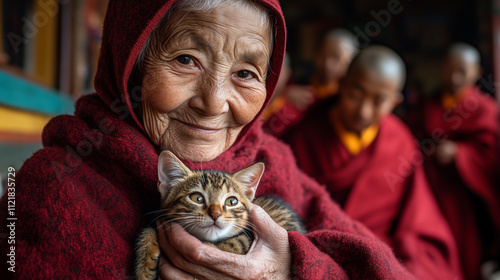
[262,99,305,137]
[263,85,339,138]
[0,0,415,279]
[417,86,500,280]
[284,99,464,280]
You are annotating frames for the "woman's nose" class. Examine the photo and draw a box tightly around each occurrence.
[189,77,230,116]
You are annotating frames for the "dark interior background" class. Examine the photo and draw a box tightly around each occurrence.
[281,0,495,103]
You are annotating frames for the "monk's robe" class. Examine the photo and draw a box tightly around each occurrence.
[414,85,500,280]
[310,79,339,100]
[262,96,304,137]
[284,99,464,280]
[263,81,339,137]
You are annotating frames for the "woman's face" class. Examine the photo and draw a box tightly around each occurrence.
[141,3,271,162]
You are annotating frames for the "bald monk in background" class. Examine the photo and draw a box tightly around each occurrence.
[284,45,463,279]
[408,43,500,280]
[263,29,358,137]
[310,28,359,100]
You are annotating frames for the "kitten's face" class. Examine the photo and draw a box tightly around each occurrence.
[157,151,264,242]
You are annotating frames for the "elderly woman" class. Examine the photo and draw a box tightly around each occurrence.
[0,0,414,279]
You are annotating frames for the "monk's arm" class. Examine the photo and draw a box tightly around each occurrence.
[390,166,463,280]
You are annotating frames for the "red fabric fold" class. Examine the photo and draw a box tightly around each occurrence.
[418,86,500,280]
[284,100,463,280]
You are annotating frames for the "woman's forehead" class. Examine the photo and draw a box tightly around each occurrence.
[161,6,272,59]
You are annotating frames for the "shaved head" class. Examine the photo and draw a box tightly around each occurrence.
[447,43,480,65]
[347,45,406,91]
[336,45,405,134]
[323,28,359,55]
[442,42,481,93]
[315,29,359,83]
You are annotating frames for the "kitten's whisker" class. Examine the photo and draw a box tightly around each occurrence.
[154,216,195,229]
[145,209,170,216]
[244,220,259,234]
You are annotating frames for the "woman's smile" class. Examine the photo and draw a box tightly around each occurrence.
[140,3,271,161]
[175,119,224,137]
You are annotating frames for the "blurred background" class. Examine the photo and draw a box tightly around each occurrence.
[0,0,499,179]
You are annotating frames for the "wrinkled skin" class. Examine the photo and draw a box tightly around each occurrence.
[141,3,271,162]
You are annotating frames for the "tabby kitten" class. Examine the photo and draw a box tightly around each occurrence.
[135,151,305,280]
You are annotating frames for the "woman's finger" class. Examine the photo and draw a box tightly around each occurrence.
[248,205,288,244]
[159,222,250,279]
[157,253,193,280]
[156,222,202,279]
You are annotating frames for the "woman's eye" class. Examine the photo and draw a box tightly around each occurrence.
[177,55,193,65]
[225,196,238,206]
[237,70,254,79]
[189,192,204,204]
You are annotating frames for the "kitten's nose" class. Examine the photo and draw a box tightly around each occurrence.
[208,204,223,221]
[210,212,221,221]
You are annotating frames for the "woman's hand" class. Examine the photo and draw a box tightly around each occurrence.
[156,205,292,280]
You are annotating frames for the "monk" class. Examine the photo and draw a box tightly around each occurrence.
[284,45,463,280]
[409,43,500,280]
[263,29,358,137]
[310,28,359,100]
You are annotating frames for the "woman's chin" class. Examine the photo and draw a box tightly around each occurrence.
[164,142,226,162]
[161,133,236,162]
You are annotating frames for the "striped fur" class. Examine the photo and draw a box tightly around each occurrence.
[135,151,305,280]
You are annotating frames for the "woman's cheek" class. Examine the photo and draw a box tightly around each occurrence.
[142,99,170,147]
[143,72,194,113]
[234,87,267,125]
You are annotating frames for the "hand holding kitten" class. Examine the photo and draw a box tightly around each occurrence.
[157,205,292,280]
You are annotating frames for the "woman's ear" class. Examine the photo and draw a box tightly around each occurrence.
[158,151,192,199]
[231,162,265,202]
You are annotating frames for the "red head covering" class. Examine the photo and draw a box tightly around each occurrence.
[94,0,286,148]
[0,1,415,279]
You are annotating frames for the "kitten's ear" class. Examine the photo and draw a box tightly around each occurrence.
[158,151,192,198]
[232,162,265,202]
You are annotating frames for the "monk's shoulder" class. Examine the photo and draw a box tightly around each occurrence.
[285,105,331,143]
[476,92,498,116]
[460,91,499,131]
[381,114,417,144]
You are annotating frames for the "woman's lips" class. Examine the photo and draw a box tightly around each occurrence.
[177,120,222,134]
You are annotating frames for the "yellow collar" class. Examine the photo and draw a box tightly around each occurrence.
[441,87,468,110]
[330,109,379,155]
[261,96,286,121]
[313,81,339,99]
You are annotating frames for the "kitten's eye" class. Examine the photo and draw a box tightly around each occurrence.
[177,55,193,65]
[225,197,238,206]
[189,193,204,204]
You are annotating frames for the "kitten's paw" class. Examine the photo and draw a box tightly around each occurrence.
[136,228,161,280]
[145,239,160,270]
